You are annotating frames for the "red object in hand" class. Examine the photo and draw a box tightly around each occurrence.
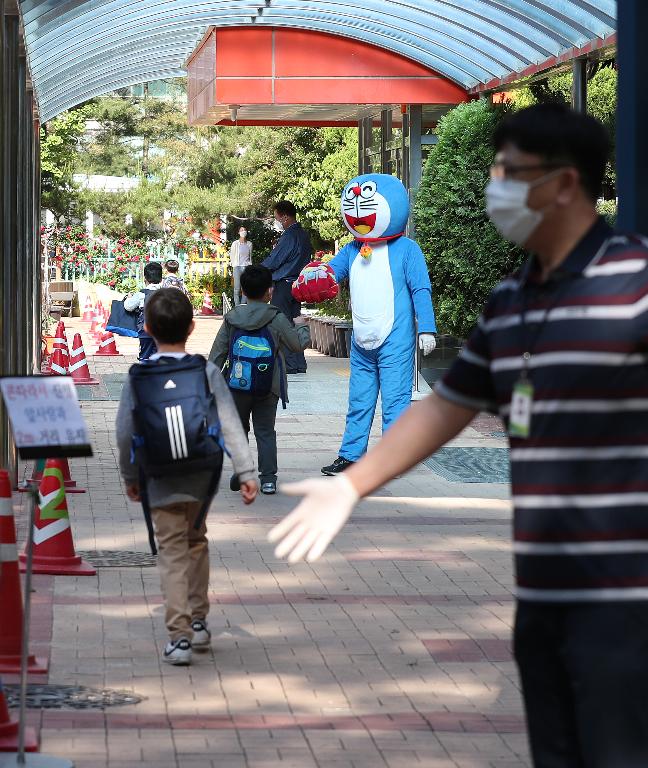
[291,262,339,303]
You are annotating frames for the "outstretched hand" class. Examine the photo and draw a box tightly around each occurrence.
[268,474,359,563]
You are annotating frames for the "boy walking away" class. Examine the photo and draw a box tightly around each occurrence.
[124,261,163,361]
[162,259,190,296]
[209,265,310,495]
[116,288,258,666]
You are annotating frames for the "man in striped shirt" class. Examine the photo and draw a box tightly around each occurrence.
[270,104,648,766]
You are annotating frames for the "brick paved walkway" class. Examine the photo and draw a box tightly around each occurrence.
[5,317,530,767]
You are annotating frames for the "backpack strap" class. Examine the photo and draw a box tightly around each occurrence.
[138,469,158,556]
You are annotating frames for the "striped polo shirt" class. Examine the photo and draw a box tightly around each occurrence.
[437,217,648,602]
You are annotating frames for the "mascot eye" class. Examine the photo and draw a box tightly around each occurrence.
[343,186,357,201]
[360,182,377,199]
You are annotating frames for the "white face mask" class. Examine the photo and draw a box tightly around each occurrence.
[273,218,284,233]
[485,170,560,246]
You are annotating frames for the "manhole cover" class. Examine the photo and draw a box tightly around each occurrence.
[4,684,145,709]
[76,550,156,567]
[423,447,510,483]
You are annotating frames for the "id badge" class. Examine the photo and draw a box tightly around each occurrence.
[509,379,534,439]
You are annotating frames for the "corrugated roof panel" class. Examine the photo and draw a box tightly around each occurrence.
[18,0,616,120]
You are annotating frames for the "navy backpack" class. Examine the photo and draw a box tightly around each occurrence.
[129,354,224,553]
[225,311,286,406]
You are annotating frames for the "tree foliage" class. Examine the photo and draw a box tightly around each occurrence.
[40,107,88,216]
[414,100,524,337]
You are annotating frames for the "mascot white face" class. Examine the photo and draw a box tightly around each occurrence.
[340,173,410,240]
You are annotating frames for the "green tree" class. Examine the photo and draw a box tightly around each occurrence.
[40,107,88,216]
[414,99,523,337]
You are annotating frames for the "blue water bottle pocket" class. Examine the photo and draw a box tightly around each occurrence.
[229,360,253,391]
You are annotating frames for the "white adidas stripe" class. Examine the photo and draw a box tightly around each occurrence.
[165,407,179,460]
[165,405,188,460]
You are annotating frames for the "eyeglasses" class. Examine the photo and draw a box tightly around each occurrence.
[489,161,566,180]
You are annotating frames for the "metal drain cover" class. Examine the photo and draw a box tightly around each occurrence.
[4,684,145,709]
[76,550,157,567]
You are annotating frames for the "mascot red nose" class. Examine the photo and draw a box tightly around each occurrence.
[292,261,339,303]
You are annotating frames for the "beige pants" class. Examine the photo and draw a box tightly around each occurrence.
[151,501,209,642]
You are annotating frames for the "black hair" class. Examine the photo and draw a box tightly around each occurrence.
[492,103,609,201]
[164,259,180,273]
[274,200,297,218]
[144,261,163,284]
[240,265,272,300]
[145,288,194,344]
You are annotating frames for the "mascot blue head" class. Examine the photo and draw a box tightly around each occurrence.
[340,173,409,241]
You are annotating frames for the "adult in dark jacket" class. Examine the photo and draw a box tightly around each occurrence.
[261,200,312,373]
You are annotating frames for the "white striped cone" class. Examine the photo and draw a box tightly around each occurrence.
[95,331,122,356]
[52,321,68,354]
[0,469,47,675]
[82,297,94,321]
[49,348,69,376]
[68,333,99,385]
[201,292,215,315]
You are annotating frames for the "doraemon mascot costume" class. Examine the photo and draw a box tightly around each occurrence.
[292,173,437,475]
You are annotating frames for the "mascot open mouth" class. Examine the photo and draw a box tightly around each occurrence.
[345,213,376,235]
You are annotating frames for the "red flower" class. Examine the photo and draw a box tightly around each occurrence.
[108,280,116,287]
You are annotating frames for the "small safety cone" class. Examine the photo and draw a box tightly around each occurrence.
[19,457,85,495]
[48,348,69,376]
[89,309,104,337]
[0,471,47,676]
[19,460,95,576]
[201,292,216,315]
[0,677,38,751]
[52,322,68,355]
[81,297,94,322]
[68,334,99,385]
[94,331,122,357]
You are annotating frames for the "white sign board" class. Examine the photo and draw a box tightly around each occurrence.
[0,376,92,458]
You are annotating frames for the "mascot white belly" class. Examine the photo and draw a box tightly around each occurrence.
[349,244,394,350]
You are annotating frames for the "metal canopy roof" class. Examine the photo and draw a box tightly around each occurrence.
[19,1,616,122]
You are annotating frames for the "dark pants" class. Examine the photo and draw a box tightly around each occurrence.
[138,334,157,361]
[514,601,648,767]
[272,279,307,373]
[231,391,279,483]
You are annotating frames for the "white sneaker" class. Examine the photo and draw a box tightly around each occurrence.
[191,619,212,651]
[163,637,192,665]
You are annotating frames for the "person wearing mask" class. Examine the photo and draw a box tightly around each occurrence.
[230,226,253,306]
[271,104,648,767]
[261,201,312,374]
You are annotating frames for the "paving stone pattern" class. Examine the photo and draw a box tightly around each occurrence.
[6,317,530,767]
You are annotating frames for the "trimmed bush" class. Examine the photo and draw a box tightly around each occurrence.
[414,100,523,338]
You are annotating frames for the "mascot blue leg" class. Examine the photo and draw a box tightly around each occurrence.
[339,341,380,461]
[378,341,414,431]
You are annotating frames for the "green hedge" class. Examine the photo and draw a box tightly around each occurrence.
[414,100,524,338]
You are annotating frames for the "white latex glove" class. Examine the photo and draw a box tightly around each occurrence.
[418,333,437,355]
[268,475,359,563]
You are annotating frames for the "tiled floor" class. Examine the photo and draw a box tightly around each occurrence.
[3,316,529,767]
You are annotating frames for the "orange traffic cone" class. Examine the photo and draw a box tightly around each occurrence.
[81,297,94,321]
[48,348,69,376]
[19,458,85,495]
[68,334,99,385]
[19,459,95,576]
[0,471,47,675]
[94,331,122,356]
[0,676,38,752]
[52,321,68,355]
[89,310,103,337]
[201,292,216,315]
